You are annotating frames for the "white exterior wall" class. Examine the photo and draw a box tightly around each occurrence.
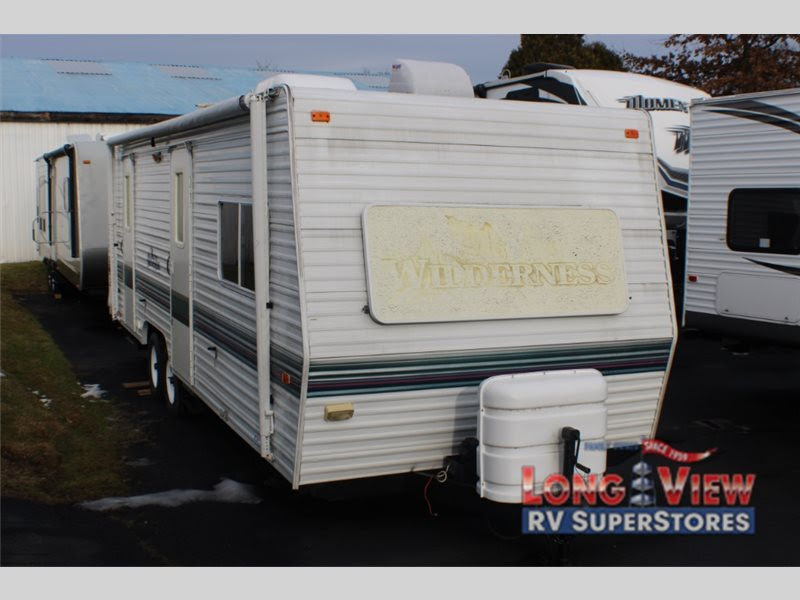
[287,88,676,485]
[109,100,303,482]
[685,90,800,322]
[1,121,144,263]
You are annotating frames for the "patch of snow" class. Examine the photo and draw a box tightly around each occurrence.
[79,478,262,511]
[39,397,52,407]
[81,383,107,400]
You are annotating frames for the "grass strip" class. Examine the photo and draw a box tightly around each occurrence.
[1,262,129,503]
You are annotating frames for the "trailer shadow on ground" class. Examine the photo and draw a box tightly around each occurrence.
[2,290,799,566]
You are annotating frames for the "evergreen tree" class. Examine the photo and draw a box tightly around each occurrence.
[502,34,624,77]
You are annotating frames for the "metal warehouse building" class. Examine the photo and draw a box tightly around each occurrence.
[0,57,389,263]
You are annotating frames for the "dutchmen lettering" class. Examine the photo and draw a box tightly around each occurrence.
[393,258,614,290]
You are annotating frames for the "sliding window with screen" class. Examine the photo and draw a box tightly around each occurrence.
[219,201,255,291]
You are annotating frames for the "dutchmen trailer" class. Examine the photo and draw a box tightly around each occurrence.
[34,138,111,293]
[683,87,800,346]
[105,61,676,503]
[476,66,709,309]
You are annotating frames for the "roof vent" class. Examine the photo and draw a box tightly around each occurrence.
[45,59,111,76]
[155,64,221,80]
[388,59,473,98]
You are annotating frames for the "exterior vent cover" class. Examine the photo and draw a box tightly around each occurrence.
[46,59,111,76]
[155,64,220,80]
[388,59,474,98]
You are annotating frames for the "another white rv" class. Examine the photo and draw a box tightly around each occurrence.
[105,62,676,503]
[34,139,111,293]
[476,66,709,308]
[683,88,800,346]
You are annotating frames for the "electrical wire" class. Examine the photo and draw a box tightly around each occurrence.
[423,475,437,517]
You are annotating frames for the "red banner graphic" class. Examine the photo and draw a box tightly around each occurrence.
[641,439,717,463]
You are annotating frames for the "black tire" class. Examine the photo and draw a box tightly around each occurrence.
[147,332,167,403]
[47,268,61,294]
[163,354,188,416]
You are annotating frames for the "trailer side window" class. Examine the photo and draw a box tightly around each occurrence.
[173,172,185,245]
[219,202,255,291]
[727,188,800,255]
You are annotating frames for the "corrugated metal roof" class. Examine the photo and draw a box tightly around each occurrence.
[0,57,390,115]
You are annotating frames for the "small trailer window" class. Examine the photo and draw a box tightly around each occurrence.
[124,175,132,229]
[727,188,800,255]
[173,172,185,245]
[219,202,255,291]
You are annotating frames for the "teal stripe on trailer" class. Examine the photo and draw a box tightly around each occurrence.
[306,339,671,398]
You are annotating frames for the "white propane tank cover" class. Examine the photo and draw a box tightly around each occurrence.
[477,369,608,504]
[388,59,474,97]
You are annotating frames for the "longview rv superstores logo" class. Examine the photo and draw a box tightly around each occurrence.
[522,439,756,535]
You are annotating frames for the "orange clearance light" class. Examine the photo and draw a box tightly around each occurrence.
[688,275,698,283]
[624,129,639,139]
[82,160,92,164]
[311,111,330,123]
[281,371,292,385]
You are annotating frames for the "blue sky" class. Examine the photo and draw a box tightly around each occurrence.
[0,34,670,84]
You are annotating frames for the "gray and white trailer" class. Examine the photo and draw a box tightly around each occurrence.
[105,63,676,503]
[34,139,111,293]
[683,87,800,346]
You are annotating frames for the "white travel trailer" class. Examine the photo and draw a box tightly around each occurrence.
[476,66,709,308]
[683,88,800,346]
[34,139,111,293]
[105,62,676,503]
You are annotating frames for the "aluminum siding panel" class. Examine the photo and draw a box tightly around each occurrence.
[189,117,261,451]
[685,90,800,318]
[111,104,303,482]
[287,90,674,485]
[133,146,172,348]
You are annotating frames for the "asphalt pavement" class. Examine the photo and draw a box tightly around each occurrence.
[2,290,799,566]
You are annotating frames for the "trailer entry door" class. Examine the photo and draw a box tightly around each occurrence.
[170,148,193,382]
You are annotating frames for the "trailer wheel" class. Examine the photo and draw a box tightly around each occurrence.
[147,332,167,403]
[163,355,188,416]
[47,269,61,294]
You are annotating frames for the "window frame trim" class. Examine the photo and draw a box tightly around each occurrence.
[217,199,256,294]
[726,187,800,256]
[173,171,186,248]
